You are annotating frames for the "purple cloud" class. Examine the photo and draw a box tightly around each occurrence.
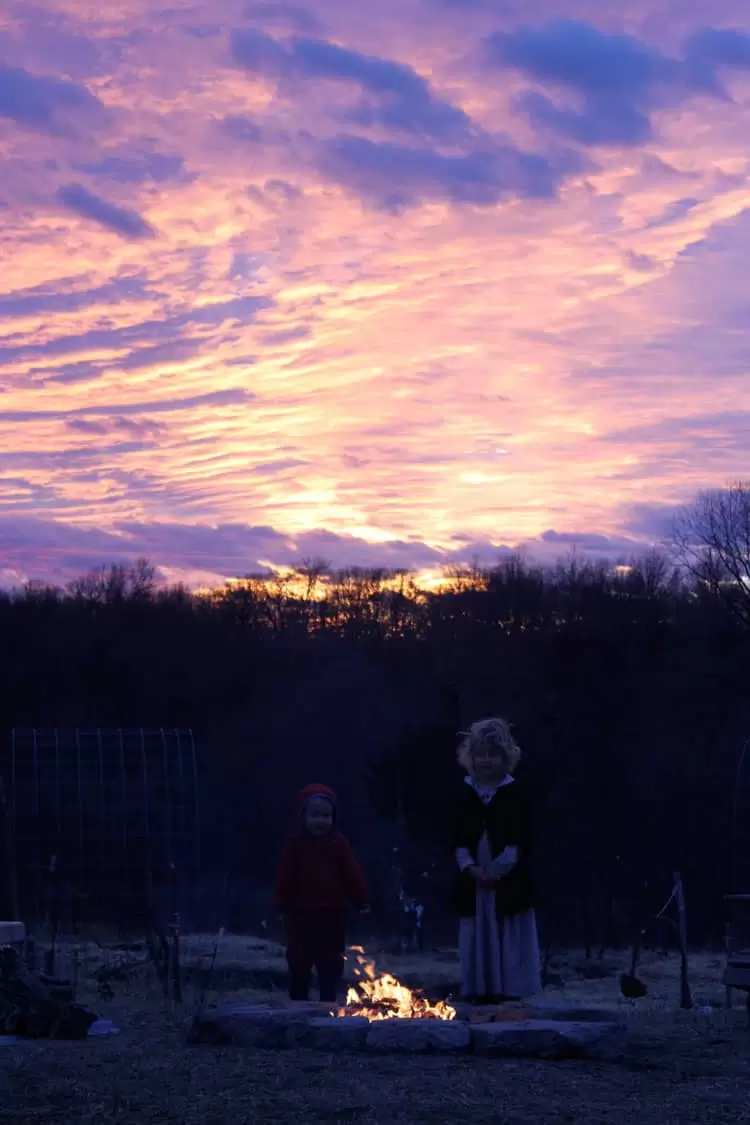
[64,418,109,435]
[251,458,309,475]
[246,179,303,211]
[0,64,101,134]
[0,387,253,424]
[489,20,673,94]
[229,27,587,207]
[65,416,165,439]
[264,178,302,201]
[487,21,750,147]
[242,3,324,34]
[516,88,654,146]
[0,512,667,589]
[541,529,628,551]
[685,27,750,94]
[0,297,272,367]
[231,30,473,142]
[624,503,682,542]
[487,21,676,145]
[74,151,186,185]
[1,441,157,470]
[645,197,699,229]
[314,133,582,209]
[0,276,156,319]
[114,339,202,372]
[221,114,263,143]
[32,361,108,385]
[57,184,156,240]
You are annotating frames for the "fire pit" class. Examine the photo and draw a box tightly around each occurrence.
[188,946,628,1059]
[336,947,456,1022]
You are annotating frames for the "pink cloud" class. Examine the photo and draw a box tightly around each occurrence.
[0,0,750,585]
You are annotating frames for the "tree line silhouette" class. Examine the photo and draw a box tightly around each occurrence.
[2,485,750,951]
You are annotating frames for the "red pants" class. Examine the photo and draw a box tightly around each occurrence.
[285,909,346,1002]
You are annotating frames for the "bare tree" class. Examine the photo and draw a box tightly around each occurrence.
[67,560,156,604]
[295,558,329,600]
[671,482,750,625]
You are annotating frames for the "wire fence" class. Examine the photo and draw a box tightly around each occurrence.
[1,728,201,933]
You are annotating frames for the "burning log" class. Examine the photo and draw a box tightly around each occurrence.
[338,947,456,1022]
[0,946,97,1039]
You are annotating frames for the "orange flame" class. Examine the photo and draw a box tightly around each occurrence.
[337,946,456,1021]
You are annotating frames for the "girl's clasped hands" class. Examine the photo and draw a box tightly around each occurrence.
[467,865,498,891]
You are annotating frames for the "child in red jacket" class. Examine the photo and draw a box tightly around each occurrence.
[276,784,369,1002]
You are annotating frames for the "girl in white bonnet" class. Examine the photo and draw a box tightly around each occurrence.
[451,717,541,1003]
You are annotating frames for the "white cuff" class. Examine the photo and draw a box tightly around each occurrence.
[487,845,518,878]
[455,847,475,872]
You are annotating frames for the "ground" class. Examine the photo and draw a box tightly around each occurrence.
[1,936,749,1124]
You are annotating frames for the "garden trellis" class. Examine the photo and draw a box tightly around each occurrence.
[2,728,201,930]
[730,739,750,893]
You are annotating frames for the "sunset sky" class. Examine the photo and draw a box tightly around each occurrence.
[2,0,750,588]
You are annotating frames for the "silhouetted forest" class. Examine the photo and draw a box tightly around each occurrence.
[1,537,750,951]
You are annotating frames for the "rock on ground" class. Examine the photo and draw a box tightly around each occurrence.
[188,1004,313,1048]
[186,1004,628,1059]
[303,1017,369,1051]
[452,1000,625,1026]
[523,1001,626,1025]
[366,1019,472,1054]
[0,947,97,1039]
[471,1019,627,1060]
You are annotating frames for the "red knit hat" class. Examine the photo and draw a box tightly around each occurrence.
[297,783,338,818]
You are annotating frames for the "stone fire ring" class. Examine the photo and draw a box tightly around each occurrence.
[187,1001,628,1060]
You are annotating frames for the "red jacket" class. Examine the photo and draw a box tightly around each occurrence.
[275,830,369,912]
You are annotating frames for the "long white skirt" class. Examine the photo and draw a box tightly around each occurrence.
[459,834,541,999]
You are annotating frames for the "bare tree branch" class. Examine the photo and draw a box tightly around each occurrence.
[671,482,750,626]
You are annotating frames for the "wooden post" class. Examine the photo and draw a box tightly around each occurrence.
[71,947,80,1003]
[146,922,170,999]
[673,872,692,1010]
[198,936,220,1012]
[0,776,19,921]
[169,918,182,1005]
[44,855,59,978]
[724,914,733,1009]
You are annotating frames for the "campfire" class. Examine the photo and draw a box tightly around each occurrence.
[336,947,456,1021]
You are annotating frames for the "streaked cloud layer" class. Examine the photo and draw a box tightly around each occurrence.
[1,0,750,586]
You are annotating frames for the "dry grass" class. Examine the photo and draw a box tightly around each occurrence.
[1,937,749,1125]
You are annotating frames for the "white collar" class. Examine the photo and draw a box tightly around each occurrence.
[465,774,514,799]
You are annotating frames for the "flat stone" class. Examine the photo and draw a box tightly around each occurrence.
[281,1001,336,1016]
[187,1004,311,1048]
[471,1019,627,1060]
[88,1019,121,1037]
[523,1001,626,1026]
[366,1019,471,1054]
[452,1002,529,1022]
[453,1001,626,1027]
[0,922,25,945]
[304,1017,369,1051]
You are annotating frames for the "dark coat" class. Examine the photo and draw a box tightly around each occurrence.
[450,779,535,919]
[275,830,369,913]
